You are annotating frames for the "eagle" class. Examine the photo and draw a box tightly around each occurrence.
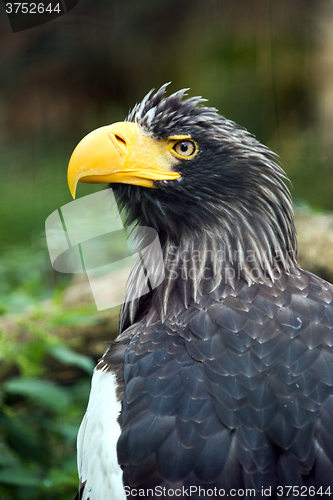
[67,85,333,500]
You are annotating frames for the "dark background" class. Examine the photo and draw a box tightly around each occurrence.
[0,1,333,498]
[0,0,332,248]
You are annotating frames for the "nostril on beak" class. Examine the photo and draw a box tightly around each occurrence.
[114,134,126,148]
[111,133,127,156]
[114,134,126,146]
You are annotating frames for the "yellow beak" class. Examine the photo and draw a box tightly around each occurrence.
[67,122,181,198]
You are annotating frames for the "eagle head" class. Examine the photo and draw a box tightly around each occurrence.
[67,84,298,288]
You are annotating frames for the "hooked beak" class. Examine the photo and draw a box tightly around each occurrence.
[67,122,181,198]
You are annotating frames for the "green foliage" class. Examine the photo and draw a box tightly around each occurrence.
[0,312,95,499]
[0,246,97,500]
[48,345,95,375]
[0,328,93,499]
[0,377,90,499]
[0,140,105,249]
[0,238,69,316]
[276,128,333,212]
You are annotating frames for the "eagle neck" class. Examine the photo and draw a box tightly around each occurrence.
[151,216,299,318]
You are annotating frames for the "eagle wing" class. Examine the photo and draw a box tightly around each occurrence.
[115,269,333,495]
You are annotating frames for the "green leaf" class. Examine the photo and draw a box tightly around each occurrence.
[1,292,37,314]
[48,345,94,374]
[0,467,40,486]
[54,422,80,444]
[51,311,101,327]
[4,378,71,411]
[44,455,78,488]
[0,443,20,467]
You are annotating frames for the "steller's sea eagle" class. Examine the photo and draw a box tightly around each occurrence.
[67,85,333,500]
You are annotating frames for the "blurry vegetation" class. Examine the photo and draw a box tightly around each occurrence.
[0,237,61,315]
[0,0,332,498]
[0,139,104,246]
[0,234,121,498]
[0,348,91,500]
[0,242,100,499]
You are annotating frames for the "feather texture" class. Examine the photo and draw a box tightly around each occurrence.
[76,86,333,499]
[99,269,333,498]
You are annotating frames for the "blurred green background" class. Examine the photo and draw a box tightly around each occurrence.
[0,0,333,498]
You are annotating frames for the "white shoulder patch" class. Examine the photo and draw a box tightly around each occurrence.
[77,369,125,500]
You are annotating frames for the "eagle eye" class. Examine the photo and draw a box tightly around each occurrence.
[173,140,197,158]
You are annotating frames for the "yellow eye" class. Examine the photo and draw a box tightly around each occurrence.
[173,140,196,158]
